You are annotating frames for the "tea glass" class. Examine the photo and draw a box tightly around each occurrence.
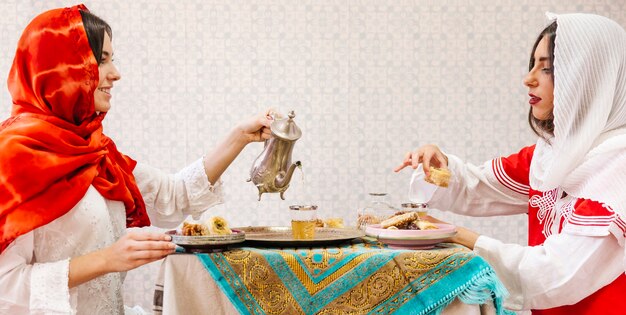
[401,202,429,219]
[289,205,318,240]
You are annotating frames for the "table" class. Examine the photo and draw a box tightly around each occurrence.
[153,238,508,314]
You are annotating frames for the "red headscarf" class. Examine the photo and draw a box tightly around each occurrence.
[0,4,150,253]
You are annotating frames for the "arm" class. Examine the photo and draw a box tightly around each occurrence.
[135,111,272,228]
[396,144,530,217]
[0,221,173,314]
[0,231,171,313]
[203,112,272,184]
[68,231,174,288]
[427,154,528,216]
[0,233,44,314]
[475,233,623,310]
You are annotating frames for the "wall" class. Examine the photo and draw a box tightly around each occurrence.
[1,0,624,311]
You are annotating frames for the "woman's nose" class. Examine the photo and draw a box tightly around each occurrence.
[109,64,121,81]
[523,72,537,87]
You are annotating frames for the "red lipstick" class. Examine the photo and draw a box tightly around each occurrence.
[529,93,541,105]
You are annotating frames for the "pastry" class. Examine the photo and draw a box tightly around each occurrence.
[206,216,232,235]
[425,167,451,188]
[380,212,419,229]
[182,221,209,236]
[416,220,439,230]
[324,218,345,228]
[357,214,381,227]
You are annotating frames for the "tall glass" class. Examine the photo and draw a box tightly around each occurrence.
[289,205,317,239]
[408,166,440,204]
[401,202,429,219]
[356,193,398,230]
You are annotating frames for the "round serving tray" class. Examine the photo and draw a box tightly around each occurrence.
[235,226,364,247]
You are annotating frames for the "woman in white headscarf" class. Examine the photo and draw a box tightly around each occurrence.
[395,13,626,314]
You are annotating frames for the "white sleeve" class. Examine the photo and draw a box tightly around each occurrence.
[425,154,528,216]
[474,233,623,310]
[134,158,225,228]
[0,232,76,314]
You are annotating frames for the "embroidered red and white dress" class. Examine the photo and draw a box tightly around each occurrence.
[424,145,626,314]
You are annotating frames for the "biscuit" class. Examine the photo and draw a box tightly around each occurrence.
[380,212,419,229]
[425,167,451,188]
[182,222,209,236]
[206,216,232,235]
[324,218,345,228]
[417,220,439,230]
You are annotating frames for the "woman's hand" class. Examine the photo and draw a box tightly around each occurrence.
[235,109,273,144]
[68,231,176,288]
[394,144,449,177]
[99,231,176,273]
[422,215,480,250]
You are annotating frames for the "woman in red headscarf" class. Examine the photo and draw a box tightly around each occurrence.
[0,5,272,314]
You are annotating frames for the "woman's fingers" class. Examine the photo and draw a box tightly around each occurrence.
[422,150,434,176]
[433,151,448,169]
[130,247,175,260]
[261,127,271,139]
[133,240,176,251]
[126,231,171,242]
[396,145,447,174]
[393,152,413,172]
[410,150,419,169]
[259,113,272,128]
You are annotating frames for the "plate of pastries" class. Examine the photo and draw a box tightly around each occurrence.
[364,211,457,249]
[167,216,244,252]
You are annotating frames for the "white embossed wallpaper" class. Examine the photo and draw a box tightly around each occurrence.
[1,0,624,311]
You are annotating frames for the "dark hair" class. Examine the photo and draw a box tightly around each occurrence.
[79,10,112,65]
[528,21,557,140]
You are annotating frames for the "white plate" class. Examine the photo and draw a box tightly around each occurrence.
[365,223,457,249]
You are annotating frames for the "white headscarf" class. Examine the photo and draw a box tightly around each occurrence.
[529,13,626,215]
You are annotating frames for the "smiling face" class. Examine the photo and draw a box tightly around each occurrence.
[524,35,554,120]
[94,33,120,113]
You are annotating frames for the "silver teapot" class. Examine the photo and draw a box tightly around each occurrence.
[247,110,302,200]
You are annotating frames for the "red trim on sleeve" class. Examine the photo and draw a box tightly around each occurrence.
[491,145,534,195]
[566,199,626,234]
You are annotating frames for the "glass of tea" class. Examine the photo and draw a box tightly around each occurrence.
[401,202,429,219]
[289,205,318,240]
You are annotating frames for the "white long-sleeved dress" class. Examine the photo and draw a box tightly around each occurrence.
[419,146,626,312]
[0,159,222,315]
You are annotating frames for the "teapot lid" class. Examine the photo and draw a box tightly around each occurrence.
[271,110,302,141]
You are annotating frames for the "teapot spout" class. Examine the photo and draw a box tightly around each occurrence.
[274,161,301,199]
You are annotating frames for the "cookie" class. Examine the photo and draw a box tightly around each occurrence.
[380,212,419,229]
[425,167,451,188]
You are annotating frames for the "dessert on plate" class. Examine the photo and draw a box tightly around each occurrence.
[380,212,438,230]
[181,216,232,236]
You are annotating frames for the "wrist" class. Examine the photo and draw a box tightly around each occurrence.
[92,248,114,274]
[232,125,251,146]
[453,227,480,250]
[68,248,112,288]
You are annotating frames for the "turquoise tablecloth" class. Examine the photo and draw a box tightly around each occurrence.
[194,238,511,315]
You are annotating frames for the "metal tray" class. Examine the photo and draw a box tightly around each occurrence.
[235,226,364,247]
[167,229,245,253]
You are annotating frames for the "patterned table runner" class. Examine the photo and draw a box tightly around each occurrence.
[196,238,511,315]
